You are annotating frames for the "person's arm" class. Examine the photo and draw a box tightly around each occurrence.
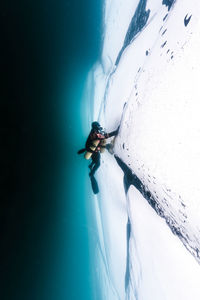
[96,132,106,140]
[77,148,86,154]
[105,126,120,138]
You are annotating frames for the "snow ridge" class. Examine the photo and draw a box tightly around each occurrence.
[115,0,150,66]
[90,0,200,299]
[115,155,200,263]
[102,0,200,264]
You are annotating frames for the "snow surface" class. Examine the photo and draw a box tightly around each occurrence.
[88,0,200,299]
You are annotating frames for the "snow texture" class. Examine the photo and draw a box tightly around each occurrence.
[88,0,200,299]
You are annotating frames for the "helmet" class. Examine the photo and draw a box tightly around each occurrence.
[92,121,101,130]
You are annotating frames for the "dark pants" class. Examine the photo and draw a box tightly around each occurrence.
[89,151,100,176]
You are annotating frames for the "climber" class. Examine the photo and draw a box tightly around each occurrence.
[78,121,119,176]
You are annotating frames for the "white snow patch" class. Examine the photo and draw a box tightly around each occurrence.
[127,185,200,300]
[88,0,200,299]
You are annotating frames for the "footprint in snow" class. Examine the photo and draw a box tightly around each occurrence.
[184,14,192,27]
[161,41,167,48]
[162,29,167,36]
[163,14,168,21]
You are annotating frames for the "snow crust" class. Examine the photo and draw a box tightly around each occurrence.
[89,0,200,299]
[126,186,200,300]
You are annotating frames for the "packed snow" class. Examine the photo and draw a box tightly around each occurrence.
[87,0,200,299]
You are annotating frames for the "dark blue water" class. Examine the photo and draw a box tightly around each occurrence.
[1,1,102,299]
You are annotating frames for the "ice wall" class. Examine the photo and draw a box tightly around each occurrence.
[101,0,200,263]
[91,0,200,299]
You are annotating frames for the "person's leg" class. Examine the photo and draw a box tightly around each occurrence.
[88,161,94,169]
[89,153,96,169]
[89,152,100,176]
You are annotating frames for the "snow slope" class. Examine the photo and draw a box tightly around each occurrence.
[89,0,200,299]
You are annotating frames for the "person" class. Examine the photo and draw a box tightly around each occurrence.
[78,121,119,176]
